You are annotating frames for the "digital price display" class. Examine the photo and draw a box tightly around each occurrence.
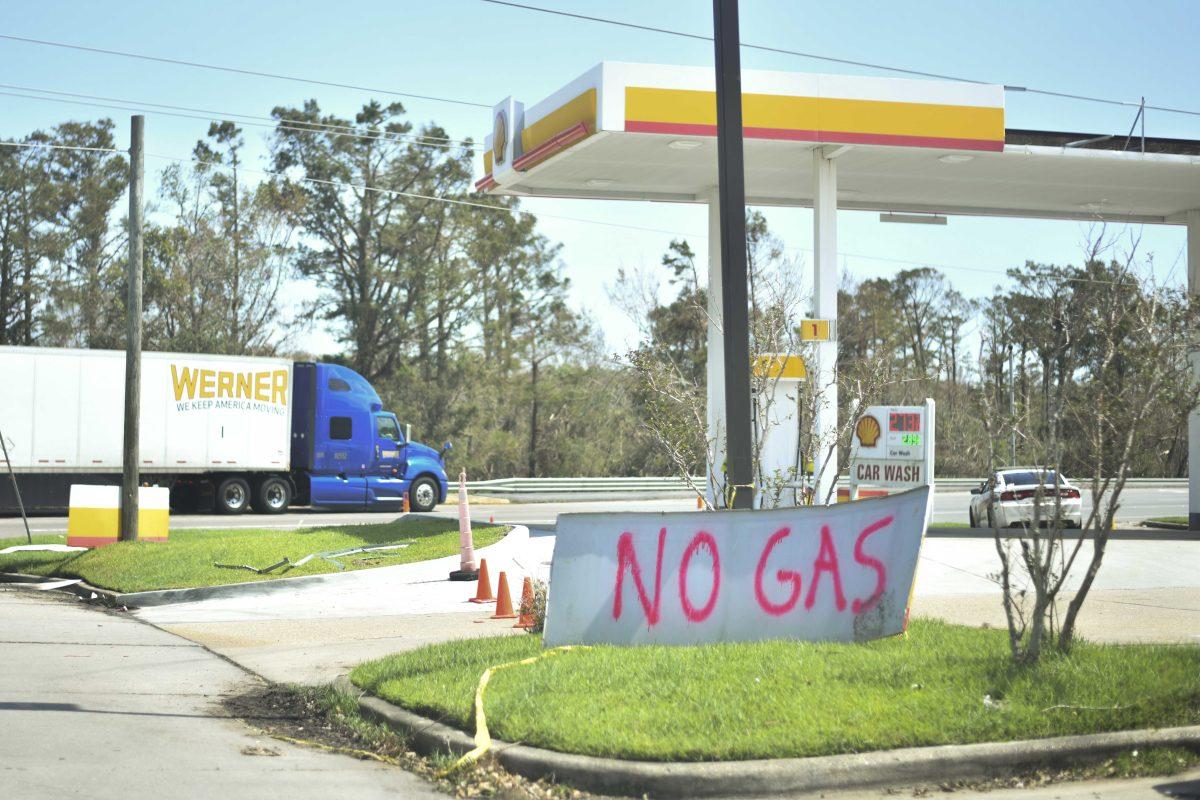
[886,411,923,458]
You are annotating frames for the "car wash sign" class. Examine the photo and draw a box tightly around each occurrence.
[849,400,936,489]
[544,486,931,647]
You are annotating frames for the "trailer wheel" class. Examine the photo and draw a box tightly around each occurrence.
[409,476,439,512]
[253,476,292,515]
[215,476,251,515]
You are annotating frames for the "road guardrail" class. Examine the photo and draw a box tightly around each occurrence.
[465,476,1187,496]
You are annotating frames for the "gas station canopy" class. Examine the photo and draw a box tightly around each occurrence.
[477,62,1200,224]
[477,60,1200,521]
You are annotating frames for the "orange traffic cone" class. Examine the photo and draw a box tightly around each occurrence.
[491,571,518,619]
[469,559,495,604]
[696,495,704,509]
[514,577,536,629]
[402,491,411,513]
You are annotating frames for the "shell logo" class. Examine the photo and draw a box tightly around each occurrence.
[493,110,508,166]
[855,415,881,448]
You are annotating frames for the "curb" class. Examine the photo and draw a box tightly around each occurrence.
[0,571,121,605]
[928,526,1200,542]
[1142,520,1191,532]
[336,676,1200,798]
[1,522,520,609]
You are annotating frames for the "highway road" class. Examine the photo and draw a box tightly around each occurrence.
[0,484,1185,537]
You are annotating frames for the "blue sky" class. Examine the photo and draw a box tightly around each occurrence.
[2,0,1197,355]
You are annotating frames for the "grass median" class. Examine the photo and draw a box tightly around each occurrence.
[350,620,1200,762]
[0,517,507,593]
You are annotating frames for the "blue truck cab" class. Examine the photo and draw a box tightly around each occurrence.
[290,362,450,512]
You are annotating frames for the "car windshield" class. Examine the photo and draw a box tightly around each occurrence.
[1002,470,1061,486]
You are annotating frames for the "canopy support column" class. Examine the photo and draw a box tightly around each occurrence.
[1188,210,1200,530]
[812,148,839,505]
[706,193,726,507]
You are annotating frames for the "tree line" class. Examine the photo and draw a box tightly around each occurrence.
[0,106,647,478]
[1,106,1193,480]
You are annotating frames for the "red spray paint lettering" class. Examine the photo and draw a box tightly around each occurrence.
[851,515,892,614]
[804,525,846,611]
[612,527,667,625]
[613,515,896,625]
[679,531,720,622]
[754,527,803,616]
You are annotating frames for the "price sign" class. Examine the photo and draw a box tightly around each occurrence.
[850,401,935,490]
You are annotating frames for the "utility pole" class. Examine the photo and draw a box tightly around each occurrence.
[711,0,754,509]
[120,115,144,542]
[1008,343,1017,467]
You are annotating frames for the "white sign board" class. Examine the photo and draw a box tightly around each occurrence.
[544,487,931,647]
[848,400,935,490]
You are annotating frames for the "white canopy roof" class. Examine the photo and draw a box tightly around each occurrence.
[478,62,1200,224]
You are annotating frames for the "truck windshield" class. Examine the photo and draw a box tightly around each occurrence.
[376,416,401,441]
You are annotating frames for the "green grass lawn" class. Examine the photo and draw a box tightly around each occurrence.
[0,518,506,593]
[1145,516,1189,526]
[351,620,1200,762]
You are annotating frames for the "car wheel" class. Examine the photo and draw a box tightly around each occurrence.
[409,476,439,513]
[215,476,251,515]
[253,476,292,515]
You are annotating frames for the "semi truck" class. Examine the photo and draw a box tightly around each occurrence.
[0,346,451,515]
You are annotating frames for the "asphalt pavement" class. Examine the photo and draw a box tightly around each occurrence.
[0,587,440,800]
[0,483,1186,537]
[3,488,1198,800]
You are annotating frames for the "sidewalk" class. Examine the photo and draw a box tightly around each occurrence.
[0,587,440,800]
[135,524,550,684]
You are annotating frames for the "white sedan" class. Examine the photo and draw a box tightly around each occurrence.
[968,468,1083,529]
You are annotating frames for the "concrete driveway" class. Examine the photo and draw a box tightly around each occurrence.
[0,588,440,799]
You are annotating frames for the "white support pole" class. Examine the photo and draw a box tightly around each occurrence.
[706,193,727,507]
[812,149,839,505]
[1187,210,1200,530]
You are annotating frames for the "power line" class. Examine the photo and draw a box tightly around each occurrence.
[0,139,126,155]
[478,0,1200,119]
[0,32,492,109]
[153,149,1167,288]
[145,151,701,238]
[0,85,478,152]
[0,139,1170,290]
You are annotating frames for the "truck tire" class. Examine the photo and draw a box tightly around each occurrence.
[215,476,251,515]
[409,476,439,513]
[253,476,292,515]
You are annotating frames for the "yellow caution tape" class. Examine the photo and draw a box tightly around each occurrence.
[438,645,588,776]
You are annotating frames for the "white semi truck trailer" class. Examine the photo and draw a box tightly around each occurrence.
[0,346,451,514]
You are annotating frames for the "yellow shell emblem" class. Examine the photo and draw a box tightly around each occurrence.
[855,415,881,447]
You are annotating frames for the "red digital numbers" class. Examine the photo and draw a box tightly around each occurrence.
[889,412,920,432]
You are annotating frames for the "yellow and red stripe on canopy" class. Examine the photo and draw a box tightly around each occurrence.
[624,86,1004,152]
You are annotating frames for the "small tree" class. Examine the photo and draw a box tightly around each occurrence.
[617,211,892,508]
[988,234,1200,663]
